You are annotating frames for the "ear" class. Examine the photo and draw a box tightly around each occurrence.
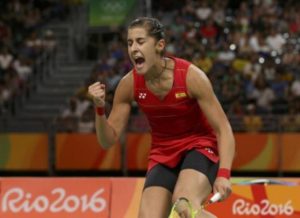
[155,39,166,54]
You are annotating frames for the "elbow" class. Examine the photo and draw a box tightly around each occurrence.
[101,144,112,150]
[96,124,119,150]
[97,138,115,150]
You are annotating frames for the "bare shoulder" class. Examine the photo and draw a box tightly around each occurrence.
[120,70,134,86]
[114,70,134,103]
[186,64,213,99]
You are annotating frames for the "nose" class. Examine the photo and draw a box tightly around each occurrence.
[131,42,138,52]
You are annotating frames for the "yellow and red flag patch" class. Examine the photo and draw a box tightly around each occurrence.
[175,92,187,98]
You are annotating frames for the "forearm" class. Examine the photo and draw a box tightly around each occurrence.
[89,75,133,149]
[216,124,235,169]
[95,115,118,149]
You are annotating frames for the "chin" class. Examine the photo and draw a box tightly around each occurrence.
[135,66,148,75]
[135,70,145,75]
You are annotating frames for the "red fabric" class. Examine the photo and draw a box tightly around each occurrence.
[289,22,300,33]
[95,107,105,116]
[217,168,231,179]
[133,56,218,171]
[200,25,218,38]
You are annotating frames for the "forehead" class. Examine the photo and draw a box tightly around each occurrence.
[127,27,148,39]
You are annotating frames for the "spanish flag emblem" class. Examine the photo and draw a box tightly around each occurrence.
[175,92,187,98]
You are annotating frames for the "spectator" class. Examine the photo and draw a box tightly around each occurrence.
[192,51,213,74]
[291,76,300,98]
[24,8,41,31]
[212,1,226,27]
[243,53,262,82]
[249,31,270,54]
[195,1,212,21]
[0,47,13,72]
[227,99,245,117]
[243,104,263,132]
[58,97,82,132]
[42,29,57,52]
[265,28,286,54]
[221,68,241,104]
[0,21,12,46]
[106,68,122,92]
[169,16,185,41]
[61,97,82,119]
[280,107,300,132]
[216,41,236,65]
[200,19,218,39]
[75,92,92,115]
[24,31,43,58]
[263,59,276,82]
[12,55,32,82]
[248,76,275,113]
[270,72,288,99]
[0,81,11,114]
[78,105,95,133]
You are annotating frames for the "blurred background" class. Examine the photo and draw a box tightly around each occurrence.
[0,0,300,178]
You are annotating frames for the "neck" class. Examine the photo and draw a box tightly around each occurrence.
[145,57,167,81]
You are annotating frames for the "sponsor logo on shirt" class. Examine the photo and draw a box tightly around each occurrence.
[205,147,214,154]
[138,92,147,99]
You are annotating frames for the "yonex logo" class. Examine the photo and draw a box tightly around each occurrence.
[205,148,214,154]
[138,92,147,99]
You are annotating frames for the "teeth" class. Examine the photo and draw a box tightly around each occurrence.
[134,57,144,65]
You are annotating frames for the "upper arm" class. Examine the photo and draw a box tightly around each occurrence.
[186,65,231,134]
[107,72,134,138]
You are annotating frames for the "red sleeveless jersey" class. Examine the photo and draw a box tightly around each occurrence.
[133,57,219,171]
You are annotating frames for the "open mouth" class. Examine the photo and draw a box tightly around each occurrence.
[134,57,145,69]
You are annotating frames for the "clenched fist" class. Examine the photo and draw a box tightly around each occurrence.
[88,82,106,107]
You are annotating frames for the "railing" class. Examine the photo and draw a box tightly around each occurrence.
[127,112,300,133]
[1,113,300,177]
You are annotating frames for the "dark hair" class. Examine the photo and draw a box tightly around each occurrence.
[128,17,165,41]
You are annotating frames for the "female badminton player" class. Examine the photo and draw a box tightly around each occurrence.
[88,17,235,218]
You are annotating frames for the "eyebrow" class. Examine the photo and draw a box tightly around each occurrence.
[127,37,146,42]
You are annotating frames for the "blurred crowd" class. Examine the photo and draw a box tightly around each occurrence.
[154,0,300,132]
[0,0,69,115]
[53,0,300,132]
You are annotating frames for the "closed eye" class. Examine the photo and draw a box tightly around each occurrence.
[137,39,145,45]
[127,38,146,47]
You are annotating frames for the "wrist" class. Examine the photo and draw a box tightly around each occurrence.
[217,168,231,180]
[95,107,105,116]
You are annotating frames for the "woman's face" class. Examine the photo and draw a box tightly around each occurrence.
[127,27,163,74]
